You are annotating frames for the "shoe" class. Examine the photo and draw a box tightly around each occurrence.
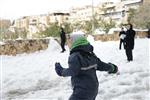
[61,51,64,53]
[60,50,66,53]
[126,59,130,63]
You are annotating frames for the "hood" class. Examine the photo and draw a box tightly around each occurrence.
[70,43,94,54]
[71,37,89,50]
[70,37,94,54]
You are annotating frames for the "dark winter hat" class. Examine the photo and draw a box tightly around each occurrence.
[70,31,89,50]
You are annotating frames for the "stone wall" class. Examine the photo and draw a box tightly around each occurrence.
[0,31,148,56]
[93,31,148,41]
[0,39,49,56]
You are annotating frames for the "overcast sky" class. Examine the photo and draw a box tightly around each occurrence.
[0,0,119,20]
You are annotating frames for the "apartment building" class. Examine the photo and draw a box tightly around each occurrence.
[68,0,143,26]
[48,12,70,25]
[38,14,49,27]
[97,0,143,25]
[13,11,69,38]
[69,5,99,24]
[12,0,143,37]
[14,16,29,30]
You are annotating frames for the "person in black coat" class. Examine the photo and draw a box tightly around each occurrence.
[119,27,126,50]
[55,32,118,100]
[148,28,150,38]
[124,24,136,62]
[60,27,66,53]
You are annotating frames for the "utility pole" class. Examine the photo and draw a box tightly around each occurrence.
[92,0,95,34]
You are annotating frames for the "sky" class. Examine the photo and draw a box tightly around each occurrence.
[0,0,119,20]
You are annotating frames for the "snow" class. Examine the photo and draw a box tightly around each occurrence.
[71,31,85,35]
[1,37,150,100]
[0,41,5,45]
[94,29,106,35]
[108,28,121,34]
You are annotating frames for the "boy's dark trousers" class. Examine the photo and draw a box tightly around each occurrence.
[125,48,133,61]
[61,40,66,52]
[119,39,125,50]
[69,94,96,100]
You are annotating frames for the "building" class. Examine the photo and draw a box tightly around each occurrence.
[48,11,70,25]
[69,5,99,24]
[11,0,143,38]
[97,0,143,26]
[14,16,29,30]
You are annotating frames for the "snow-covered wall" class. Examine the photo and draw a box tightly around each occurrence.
[93,31,148,41]
[0,31,148,56]
[0,39,49,56]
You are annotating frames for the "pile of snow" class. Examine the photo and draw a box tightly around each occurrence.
[71,31,85,35]
[108,28,148,34]
[16,37,23,40]
[94,29,106,35]
[1,37,150,100]
[108,28,122,34]
[0,41,5,45]
[134,29,148,32]
[87,35,95,44]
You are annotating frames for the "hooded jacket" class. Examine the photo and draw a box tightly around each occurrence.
[61,38,113,99]
[124,27,136,50]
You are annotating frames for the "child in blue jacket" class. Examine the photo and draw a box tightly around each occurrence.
[55,32,118,100]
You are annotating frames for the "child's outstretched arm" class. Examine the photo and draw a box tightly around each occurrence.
[55,54,81,77]
[96,59,118,74]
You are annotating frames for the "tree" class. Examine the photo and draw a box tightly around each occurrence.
[39,22,73,37]
[62,22,73,34]
[127,8,137,24]
[40,22,60,37]
[99,18,116,33]
[132,2,150,29]
[83,20,93,34]
[15,28,28,39]
[82,12,100,34]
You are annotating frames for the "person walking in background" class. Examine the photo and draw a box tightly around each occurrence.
[119,27,126,50]
[148,28,150,38]
[60,27,66,53]
[55,32,118,100]
[124,24,136,62]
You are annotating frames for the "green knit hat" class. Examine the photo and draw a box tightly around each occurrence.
[71,37,89,50]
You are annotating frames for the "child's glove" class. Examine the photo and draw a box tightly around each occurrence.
[108,62,118,74]
[55,62,63,76]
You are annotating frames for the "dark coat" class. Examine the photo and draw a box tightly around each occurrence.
[124,29,136,50]
[148,28,150,38]
[61,44,113,100]
[60,30,66,42]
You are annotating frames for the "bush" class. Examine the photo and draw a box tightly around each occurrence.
[40,23,60,37]
[39,22,73,37]
[99,18,116,33]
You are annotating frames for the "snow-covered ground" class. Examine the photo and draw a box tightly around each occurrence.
[1,37,150,100]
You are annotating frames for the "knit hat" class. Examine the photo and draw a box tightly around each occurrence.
[70,31,89,50]
[70,31,85,42]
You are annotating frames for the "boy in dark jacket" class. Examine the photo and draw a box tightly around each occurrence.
[55,32,118,100]
[60,27,66,53]
[124,24,136,62]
